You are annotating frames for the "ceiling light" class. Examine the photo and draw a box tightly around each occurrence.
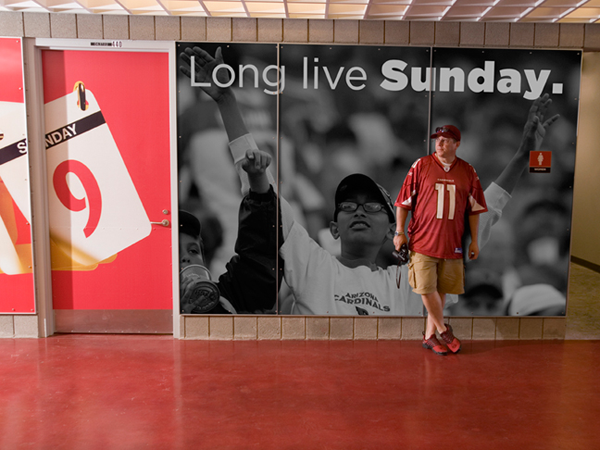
[518,6,533,19]
[559,7,575,18]
[438,5,450,19]
[477,6,491,21]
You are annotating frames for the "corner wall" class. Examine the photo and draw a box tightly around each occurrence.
[571,52,600,268]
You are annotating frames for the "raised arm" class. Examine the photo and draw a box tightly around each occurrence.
[475,94,559,252]
[180,46,248,142]
[494,93,560,195]
[179,46,282,313]
[180,46,276,195]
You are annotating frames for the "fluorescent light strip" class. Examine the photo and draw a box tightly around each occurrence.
[520,6,533,17]
[400,0,413,20]
[552,6,575,22]
[477,5,492,21]
[559,7,575,17]
[442,0,457,16]
[438,5,450,20]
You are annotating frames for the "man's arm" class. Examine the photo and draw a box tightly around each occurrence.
[180,47,247,142]
[393,207,409,251]
[494,93,559,195]
[217,186,282,313]
[180,46,276,196]
[476,94,559,252]
[179,46,281,312]
[467,214,480,260]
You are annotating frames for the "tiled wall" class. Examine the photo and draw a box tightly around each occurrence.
[1,13,600,50]
[2,12,597,339]
[180,315,567,340]
[0,315,39,338]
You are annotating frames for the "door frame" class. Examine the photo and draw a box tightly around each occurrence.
[28,38,180,337]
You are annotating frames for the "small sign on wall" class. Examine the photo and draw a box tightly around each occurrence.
[530,151,552,173]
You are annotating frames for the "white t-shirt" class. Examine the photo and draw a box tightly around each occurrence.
[229,134,510,316]
[280,182,508,315]
[281,221,416,315]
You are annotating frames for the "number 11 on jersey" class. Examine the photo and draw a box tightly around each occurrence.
[435,183,456,220]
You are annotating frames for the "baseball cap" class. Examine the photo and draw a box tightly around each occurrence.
[334,173,395,223]
[179,210,201,239]
[430,125,461,142]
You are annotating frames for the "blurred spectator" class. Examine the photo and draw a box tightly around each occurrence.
[448,269,504,316]
[506,284,566,316]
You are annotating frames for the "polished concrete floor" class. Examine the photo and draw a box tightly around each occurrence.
[2,335,600,450]
[2,262,599,449]
[567,263,600,339]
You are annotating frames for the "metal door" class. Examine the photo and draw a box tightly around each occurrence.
[41,46,174,334]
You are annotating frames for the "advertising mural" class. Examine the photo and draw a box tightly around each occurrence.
[277,45,432,316]
[0,37,35,314]
[177,43,580,317]
[430,48,580,317]
[177,42,280,314]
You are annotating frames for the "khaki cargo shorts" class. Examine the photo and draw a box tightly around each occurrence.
[408,251,465,295]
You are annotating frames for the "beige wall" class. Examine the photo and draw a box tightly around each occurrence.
[572,52,600,267]
[1,12,599,339]
[2,13,600,49]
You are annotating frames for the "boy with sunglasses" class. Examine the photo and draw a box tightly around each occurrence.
[180,46,558,317]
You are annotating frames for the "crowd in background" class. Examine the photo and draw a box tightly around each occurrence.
[177,43,579,317]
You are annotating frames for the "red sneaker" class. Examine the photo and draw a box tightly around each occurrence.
[440,323,461,353]
[422,334,448,355]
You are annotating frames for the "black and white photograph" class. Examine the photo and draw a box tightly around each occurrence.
[176,42,580,317]
[277,44,432,315]
[177,42,280,315]
[430,48,580,317]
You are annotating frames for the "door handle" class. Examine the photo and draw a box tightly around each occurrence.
[150,219,170,227]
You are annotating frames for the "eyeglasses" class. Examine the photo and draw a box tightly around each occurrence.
[436,126,451,134]
[337,202,387,214]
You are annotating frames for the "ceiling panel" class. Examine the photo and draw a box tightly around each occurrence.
[0,0,598,22]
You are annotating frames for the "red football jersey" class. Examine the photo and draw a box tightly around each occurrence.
[395,154,487,259]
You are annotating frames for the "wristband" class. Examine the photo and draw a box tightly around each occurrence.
[394,231,405,236]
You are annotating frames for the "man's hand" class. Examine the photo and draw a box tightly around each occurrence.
[495,94,560,194]
[179,46,230,102]
[393,233,408,252]
[521,93,560,154]
[468,241,479,260]
[243,149,272,194]
[242,149,271,175]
